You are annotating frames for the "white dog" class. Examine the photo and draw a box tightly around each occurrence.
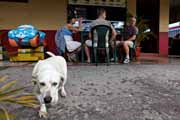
[32,51,67,118]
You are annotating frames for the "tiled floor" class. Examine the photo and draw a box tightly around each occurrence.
[0,53,180,67]
[136,53,180,64]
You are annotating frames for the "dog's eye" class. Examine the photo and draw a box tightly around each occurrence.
[52,82,58,86]
[40,82,46,86]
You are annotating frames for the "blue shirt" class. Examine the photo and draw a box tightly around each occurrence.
[61,28,72,36]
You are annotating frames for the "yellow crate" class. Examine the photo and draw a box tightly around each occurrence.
[9,46,44,62]
[32,52,44,60]
[34,46,44,52]
[10,55,39,61]
[18,46,44,53]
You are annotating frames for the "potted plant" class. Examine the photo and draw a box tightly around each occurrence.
[0,76,39,119]
[135,18,156,57]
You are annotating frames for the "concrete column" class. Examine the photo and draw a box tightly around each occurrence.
[127,0,136,17]
[159,0,169,56]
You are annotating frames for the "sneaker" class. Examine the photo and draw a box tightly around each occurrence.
[110,57,118,62]
[123,58,130,64]
[86,59,90,63]
[110,58,114,62]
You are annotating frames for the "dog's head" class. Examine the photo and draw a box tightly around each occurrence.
[33,71,64,104]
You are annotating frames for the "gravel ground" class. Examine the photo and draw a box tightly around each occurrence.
[0,64,180,120]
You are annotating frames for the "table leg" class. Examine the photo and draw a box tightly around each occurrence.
[114,41,117,62]
[81,32,84,63]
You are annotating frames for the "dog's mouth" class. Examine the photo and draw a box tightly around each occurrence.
[44,101,57,108]
[45,103,52,108]
[44,96,52,104]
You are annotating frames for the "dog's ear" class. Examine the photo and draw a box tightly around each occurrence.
[32,79,41,94]
[58,76,64,88]
[56,72,64,82]
[60,77,64,82]
[33,84,41,94]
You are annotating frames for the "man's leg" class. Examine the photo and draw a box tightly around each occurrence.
[84,44,90,63]
[124,41,130,59]
[123,41,133,63]
[110,41,122,62]
[85,40,93,63]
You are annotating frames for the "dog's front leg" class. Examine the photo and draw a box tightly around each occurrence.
[59,76,66,97]
[60,85,67,97]
[39,103,48,118]
[60,78,67,97]
[37,95,48,118]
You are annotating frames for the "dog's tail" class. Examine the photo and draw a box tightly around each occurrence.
[46,51,56,57]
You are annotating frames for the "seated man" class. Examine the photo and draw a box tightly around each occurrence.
[114,17,138,64]
[56,16,91,62]
[85,8,117,49]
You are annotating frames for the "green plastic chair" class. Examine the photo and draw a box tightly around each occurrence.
[91,25,112,66]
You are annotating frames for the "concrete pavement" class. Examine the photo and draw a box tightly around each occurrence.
[0,61,180,120]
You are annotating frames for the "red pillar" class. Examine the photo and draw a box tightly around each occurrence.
[159,32,168,56]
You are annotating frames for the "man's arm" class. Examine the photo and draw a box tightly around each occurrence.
[110,25,117,41]
[126,26,138,41]
[88,32,91,39]
[67,18,82,32]
[126,35,136,41]
[67,24,81,33]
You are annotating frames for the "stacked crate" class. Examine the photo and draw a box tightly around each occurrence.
[9,46,44,61]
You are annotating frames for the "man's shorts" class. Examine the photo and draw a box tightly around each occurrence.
[85,40,98,47]
[115,41,124,47]
[110,41,124,47]
[86,40,126,47]
[126,41,134,48]
[86,40,134,48]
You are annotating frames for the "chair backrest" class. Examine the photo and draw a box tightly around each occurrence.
[91,25,112,48]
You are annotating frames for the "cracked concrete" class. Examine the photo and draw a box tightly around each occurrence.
[0,63,180,120]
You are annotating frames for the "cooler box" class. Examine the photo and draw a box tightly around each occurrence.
[10,46,44,61]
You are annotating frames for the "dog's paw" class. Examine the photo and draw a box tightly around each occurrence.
[61,89,67,97]
[39,111,48,118]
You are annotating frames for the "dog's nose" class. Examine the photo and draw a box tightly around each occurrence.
[44,96,52,104]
